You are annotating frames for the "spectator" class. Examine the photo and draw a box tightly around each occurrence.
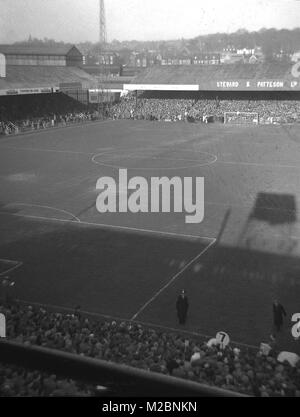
[0,93,103,136]
[1,276,15,305]
[273,300,287,333]
[0,363,95,397]
[109,96,300,124]
[176,289,189,325]
[1,301,300,396]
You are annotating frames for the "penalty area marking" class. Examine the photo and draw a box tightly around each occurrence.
[4,203,81,223]
[0,259,23,276]
[131,238,216,321]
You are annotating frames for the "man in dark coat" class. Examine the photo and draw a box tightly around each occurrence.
[273,300,287,332]
[176,290,189,325]
[1,276,15,305]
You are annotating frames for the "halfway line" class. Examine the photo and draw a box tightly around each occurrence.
[218,159,300,170]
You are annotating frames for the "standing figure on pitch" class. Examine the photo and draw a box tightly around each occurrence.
[176,289,189,325]
[273,300,287,332]
[1,276,15,305]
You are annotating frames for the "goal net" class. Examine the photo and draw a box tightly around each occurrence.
[224,112,259,125]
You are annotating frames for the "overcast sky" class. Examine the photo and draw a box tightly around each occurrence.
[0,0,299,43]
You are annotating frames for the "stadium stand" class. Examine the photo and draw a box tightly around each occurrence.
[0,44,106,135]
[0,65,97,90]
[0,93,102,135]
[1,55,299,131]
[0,339,242,397]
[1,301,300,397]
[130,62,299,89]
[0,44,82,61]
[105,62,300,124]
[0,362,97,397]
[109,95,300,124]
[1,48,300,395]
[0,44,97,92]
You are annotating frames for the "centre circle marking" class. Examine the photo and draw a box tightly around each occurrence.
[92,148,217,170]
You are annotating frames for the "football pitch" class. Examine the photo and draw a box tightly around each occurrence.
[0,120,300,351]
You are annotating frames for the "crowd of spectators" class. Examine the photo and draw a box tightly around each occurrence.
[110,96,195,122]
[1,93,299,134]
[0,111,101,136]
[110,95,300,124]
[0,363,97,397]
[0,93,102,136]
[1,302,300,397]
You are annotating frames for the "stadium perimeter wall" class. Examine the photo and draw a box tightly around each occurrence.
[137,89,300,100]
[0,340,246,397]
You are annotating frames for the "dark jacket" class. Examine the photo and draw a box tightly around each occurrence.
[273,303,286,325]
[176,295,189,316]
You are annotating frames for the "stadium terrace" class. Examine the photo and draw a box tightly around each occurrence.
[1,42,300,399]
[125,62,300,92]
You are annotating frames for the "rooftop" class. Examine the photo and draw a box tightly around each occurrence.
[0,44,82,57]
[134,62,296,84]
[0,65,97,90]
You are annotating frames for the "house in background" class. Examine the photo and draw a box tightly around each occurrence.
[221,46,264,64]
[161,47,193,65]
[193,53,221,65]
[98,51,121,66]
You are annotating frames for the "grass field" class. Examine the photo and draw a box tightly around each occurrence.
[0,120,300,351]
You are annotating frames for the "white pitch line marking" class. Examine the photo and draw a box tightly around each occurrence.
[91,151,218,170]
[131,238,216,321]
[15,298,258,350]
[0,119,113,142]
[218,159,300,170]
[0,210,213,241]
[102,154,215,163]
[5,203,81,223]
[2,209,299,242]
[0,146,94,156]
[0,259,23,276]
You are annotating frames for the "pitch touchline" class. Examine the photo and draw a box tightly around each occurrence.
[131,238,216,321]
[15,299,258,350]
[0,259,23,276]
[2,209,300,241]
[0,210,213,241]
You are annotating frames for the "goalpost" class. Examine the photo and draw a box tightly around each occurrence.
[224,112,259,125]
